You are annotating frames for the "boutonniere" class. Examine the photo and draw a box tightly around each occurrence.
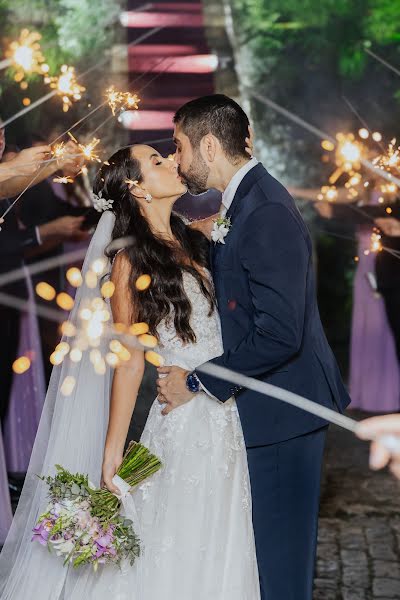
[211,215,231,245]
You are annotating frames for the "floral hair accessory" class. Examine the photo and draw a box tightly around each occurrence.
[92,190,114,212]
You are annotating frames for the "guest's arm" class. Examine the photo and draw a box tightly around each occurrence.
[356,416,400,479]
[0,141,84,199]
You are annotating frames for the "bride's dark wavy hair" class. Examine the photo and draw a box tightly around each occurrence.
[93,146,214,344]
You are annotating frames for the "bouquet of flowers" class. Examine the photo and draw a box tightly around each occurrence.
[32,442,161,570]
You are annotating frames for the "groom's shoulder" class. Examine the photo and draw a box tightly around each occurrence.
[243,164,299,217]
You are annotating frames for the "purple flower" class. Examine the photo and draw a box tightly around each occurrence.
[31,522,50,546]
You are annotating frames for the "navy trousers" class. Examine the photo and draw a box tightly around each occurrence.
[246,427,328,600]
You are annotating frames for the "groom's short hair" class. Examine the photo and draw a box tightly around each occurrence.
[173,95,250,161]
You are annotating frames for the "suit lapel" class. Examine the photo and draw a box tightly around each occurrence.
[211,164,268,270]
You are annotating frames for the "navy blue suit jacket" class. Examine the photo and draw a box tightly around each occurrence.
[197,163,351,448]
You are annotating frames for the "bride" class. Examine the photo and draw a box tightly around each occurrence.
[0,144,260,599]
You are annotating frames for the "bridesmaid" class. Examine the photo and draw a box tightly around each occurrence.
[349,222,400,412]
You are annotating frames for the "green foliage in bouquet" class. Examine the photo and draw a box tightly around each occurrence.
[33,442,162,569]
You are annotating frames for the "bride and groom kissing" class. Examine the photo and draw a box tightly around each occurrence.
[0,95,350,600]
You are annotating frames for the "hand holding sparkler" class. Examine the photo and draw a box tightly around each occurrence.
[356,416,400,479]
[55,140,86,177]
[0,145,51,181]
[375,217,400,237]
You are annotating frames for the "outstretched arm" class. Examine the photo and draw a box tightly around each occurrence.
[102,252,145,493]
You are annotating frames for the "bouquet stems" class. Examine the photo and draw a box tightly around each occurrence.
[90,442,162,521]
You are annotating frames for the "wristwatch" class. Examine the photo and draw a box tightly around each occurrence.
[186,371,201,394]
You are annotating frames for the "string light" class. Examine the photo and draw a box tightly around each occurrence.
[101,281,115,298]
[136,274,152,291]
[12,356,31,374]
[66,267,83,288]
[60,375,76,396]
[145,350,164,367]
[138,333,158,348]
[36,281,56,301]
[129,322,149,336]
[61,321,76,337]
[56,292,75,311]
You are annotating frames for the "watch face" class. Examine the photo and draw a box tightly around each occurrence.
[187,372,200,393]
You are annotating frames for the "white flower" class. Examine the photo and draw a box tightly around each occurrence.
[51,538,75,556]
[92,190,114,213]
[211,216,231,244]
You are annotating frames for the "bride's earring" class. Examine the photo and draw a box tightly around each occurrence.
[145,193,153,203]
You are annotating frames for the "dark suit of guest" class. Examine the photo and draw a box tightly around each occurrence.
[197,162,351,600]
[0,198,41,422]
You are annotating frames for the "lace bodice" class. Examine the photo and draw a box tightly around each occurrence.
[156,271,223,370]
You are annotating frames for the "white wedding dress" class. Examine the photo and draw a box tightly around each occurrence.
[79,271,261,599]
[0,211,260,599]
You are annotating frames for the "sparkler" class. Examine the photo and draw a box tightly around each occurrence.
[67,132,102,163]
[105,86,140,116]
[0,29,47,80]
[45,65,86,112]
[370,230,383,253]
[53,175,74,184]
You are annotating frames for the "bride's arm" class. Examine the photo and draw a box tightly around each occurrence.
[189,213,218,239]
[102,252,145,493]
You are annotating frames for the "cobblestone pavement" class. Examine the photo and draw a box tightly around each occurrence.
[314,412,400,600]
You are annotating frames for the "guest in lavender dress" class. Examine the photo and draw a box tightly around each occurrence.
[349,226,400,412]
[315,189,400,413]
[3,268,46,476]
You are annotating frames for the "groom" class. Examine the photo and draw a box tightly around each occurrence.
[157,94,351,599]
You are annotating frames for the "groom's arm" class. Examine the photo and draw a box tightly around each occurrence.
[196,202,310,402]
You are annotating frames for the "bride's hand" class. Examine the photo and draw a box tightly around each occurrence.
[102,451,123,495]
[190,214,217,239]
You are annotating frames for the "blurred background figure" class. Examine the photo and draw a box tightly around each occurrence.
[0,126,94,535]
[314,189,400,413]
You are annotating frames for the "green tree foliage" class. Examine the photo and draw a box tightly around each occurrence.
[231,0,400,78]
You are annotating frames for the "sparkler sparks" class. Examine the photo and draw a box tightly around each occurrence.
[67,132,101,163]
[373,138,400,172]
[45,65,86,112]
[5,29,46,83]
[105,86,140,116]
[53,175,74,184]
[317,185,338,202]
[370,230,383,253]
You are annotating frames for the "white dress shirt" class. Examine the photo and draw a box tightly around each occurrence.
[220,156,259,216]
[197,156,259,400]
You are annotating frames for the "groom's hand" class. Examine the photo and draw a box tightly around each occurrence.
[156,366,195,415]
